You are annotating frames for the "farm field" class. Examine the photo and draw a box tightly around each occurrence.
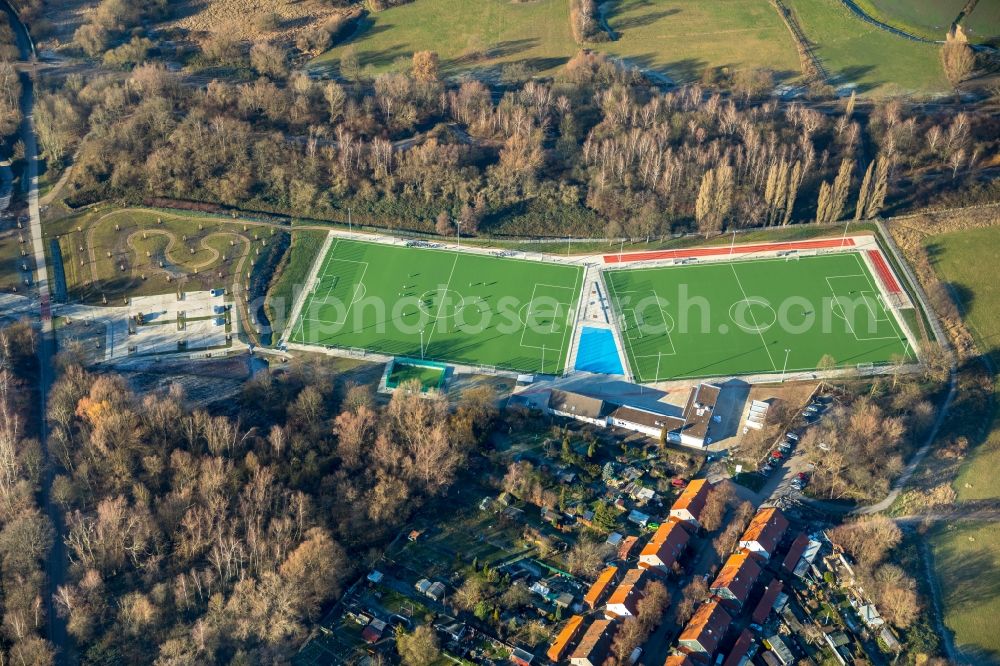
[289,238,583,374]
[930,521,1000,664]
[598,0,800,82]
[924,225,1000,501]
[309,0,959,93]
[922,225,1000,665]
[786,0,949,94]
[604,252,914,382]
[311,0,577,77]
[42,207,265,305]
[857,0,1000,44]
[962,1,1000,44]
[311,0,799,84]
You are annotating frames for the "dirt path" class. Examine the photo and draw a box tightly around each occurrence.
[83,209,254,282]
[919,538,964,664]
[124,229,249,275]
[38,154,75,207]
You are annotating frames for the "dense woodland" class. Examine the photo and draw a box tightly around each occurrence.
[0,13,22,145]
[829,516,923,633]
[32,41,998,238]
[44,364,496,664]
[0,323,56,664]
[734,369,947,503]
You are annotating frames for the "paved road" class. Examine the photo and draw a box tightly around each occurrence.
[1,1,70,660]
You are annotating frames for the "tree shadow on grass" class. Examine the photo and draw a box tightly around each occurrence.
[772,68,803,84]
[514,56,571,74]
[932,532,1000,664]
[446,38,541,68]
[356,44,413,70]
[610,8,680,33]
[625,54,706,84]
[826,64,880,95]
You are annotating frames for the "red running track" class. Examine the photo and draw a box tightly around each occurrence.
[602,237,856,264]
[867,249,902,294]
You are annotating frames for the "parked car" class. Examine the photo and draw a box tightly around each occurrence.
[785,431,800,442]
[671,478,688,488]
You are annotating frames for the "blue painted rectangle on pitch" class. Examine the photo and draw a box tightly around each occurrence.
[575,327,624,375]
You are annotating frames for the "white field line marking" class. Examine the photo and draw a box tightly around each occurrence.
[519,281,579,352]
[518,283,541,350]
[624,308,643,339]
[340,236,583,270]
[851,252,897,325]
[854,251,916,356]
[825,275,899,342]
[653,289,678,357]
[554,268,582,372]
[422,254,459,351]
[859,290,890,323]
[729,263,778,371]
[825,276,861,341]
[284,234,337,345]
[314,259,369,326]
[606,273,643,380]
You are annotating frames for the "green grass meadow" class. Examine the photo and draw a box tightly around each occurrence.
[600,0,800,82]
[289,239,583,373]
[313,0,957,94]
[923,225,1000,664]
[604,252,913,381]
[930,521,1000,664]
[312,0,799,83]
[854,0,963,41]
[786,0,949,95]
[925,226,1000,501]
[856,0,1000,44]
[312,0,578,77]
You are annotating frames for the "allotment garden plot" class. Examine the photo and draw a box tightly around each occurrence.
[604,252,914,382]
[290,239,583,374]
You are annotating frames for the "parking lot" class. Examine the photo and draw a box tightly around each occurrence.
[755,395,834,506]
[127,290,231,356]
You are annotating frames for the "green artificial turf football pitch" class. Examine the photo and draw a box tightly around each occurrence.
[289,238,583,373]
[604,252,915,382]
